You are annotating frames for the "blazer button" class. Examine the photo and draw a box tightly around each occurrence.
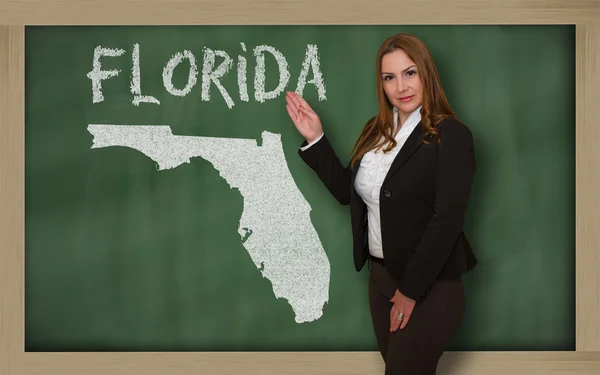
[383,189,391,198]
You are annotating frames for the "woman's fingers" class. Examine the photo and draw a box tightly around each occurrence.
[399,302,414,330]
[390,304,402,332]
[295,92,316,113]
[287,91,318,120]
[399,311,411,330]
[287,104,312,138]
[286,104,298,123]
[286,91,303,113]
[288,91,318,119]
[285,94,305,124]
[300,105,318,122]
[286,92,300,114]
[286,91,323,141]
[392,308,403,332]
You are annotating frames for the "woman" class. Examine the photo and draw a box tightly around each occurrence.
[285,33,478,374]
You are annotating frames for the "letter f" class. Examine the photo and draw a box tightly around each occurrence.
[87,46,126,103]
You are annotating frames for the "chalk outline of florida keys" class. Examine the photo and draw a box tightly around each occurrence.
[87,124,330,323]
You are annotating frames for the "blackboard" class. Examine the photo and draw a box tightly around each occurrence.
[24,25,575,351]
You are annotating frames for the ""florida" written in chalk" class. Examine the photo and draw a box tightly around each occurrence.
[87,42,327,109]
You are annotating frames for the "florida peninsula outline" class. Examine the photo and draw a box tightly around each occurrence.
[87,124,330,323]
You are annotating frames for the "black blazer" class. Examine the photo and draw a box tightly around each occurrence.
[298,117,478,302]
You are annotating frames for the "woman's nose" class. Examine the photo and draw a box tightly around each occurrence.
[395,79,406,93]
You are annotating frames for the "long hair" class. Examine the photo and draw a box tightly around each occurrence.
[350,34,456,168]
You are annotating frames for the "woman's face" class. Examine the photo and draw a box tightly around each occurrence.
[381,49,423,120]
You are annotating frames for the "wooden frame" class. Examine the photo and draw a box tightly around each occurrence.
[1,1,599,374]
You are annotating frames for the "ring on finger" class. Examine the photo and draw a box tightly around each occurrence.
[396,312,404,320]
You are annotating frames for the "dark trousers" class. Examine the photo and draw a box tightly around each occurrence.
[368,258,465,374]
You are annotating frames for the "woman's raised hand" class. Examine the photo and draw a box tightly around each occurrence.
[285,91,323,143]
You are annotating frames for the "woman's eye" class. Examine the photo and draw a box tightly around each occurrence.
[406,70,416,76]
[384,75,394,81]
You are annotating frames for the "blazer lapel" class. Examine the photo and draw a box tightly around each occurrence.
[351,154,363,185]
[382,122,424,185]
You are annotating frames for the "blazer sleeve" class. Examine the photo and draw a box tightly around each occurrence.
[297,133,352,206]
[398,119,476,301]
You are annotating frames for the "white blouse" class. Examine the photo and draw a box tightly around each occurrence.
[300,105,423,259]
[354,106,422,259]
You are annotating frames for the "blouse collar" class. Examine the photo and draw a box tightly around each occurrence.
[393,105,422,139]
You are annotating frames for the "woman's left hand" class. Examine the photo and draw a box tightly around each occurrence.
[390,290,416,332]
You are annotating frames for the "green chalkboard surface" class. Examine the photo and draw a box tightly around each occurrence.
[25,25,575,351]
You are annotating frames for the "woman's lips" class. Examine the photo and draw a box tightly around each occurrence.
[398,95,413,102]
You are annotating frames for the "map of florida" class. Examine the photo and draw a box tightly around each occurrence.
[87,124,330,323]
